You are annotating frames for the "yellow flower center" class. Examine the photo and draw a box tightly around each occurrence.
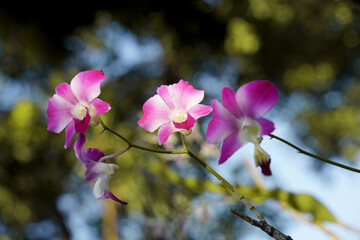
[171,109,187,123]
[71,102,96,121]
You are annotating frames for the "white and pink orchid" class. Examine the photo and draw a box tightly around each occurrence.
[206,80,278,176]
[138,79,213,144]
[74,133,127,205]
[47,70,110,148]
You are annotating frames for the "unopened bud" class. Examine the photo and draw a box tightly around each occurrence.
[254,144,272,176]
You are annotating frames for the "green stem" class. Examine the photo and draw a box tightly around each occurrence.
[99,119,265,221]
[176,135,264,221]
[186,149,265,222]
[99,118,186,155]
[269,134,360,174]
[180,133,188,152]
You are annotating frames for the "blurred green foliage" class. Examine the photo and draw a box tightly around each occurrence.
[0,0,359,239]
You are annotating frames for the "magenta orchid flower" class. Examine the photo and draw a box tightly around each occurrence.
[138,79,213,144]
[47,70,110,148]
[74,133,127,205]
[206,80,278,176]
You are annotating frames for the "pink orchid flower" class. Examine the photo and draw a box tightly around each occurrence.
[47,70,110,148]
[138,79,213,144]
[74,133,127,205]
[206,80,278,176]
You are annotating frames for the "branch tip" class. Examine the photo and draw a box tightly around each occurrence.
[230,208,293,240]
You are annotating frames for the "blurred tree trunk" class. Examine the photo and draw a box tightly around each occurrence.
[102,200,120,240]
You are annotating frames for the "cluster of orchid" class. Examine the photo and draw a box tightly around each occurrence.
[46,70,279,204]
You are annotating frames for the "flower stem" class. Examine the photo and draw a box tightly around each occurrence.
[99,118,265,221]
[186,149,266,222]
[180,133,188,152]
[99,118,186,154]
[268,134,360,174]
[99,145,131,162]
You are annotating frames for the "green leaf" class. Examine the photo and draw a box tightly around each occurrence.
[269,188,337,223]
[203,182,337,223]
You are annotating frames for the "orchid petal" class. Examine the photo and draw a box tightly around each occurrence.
[64,121,76,149]
[258,118,275,136]
[84,163,99,182]
[82,148,106,163]
[70,70,106,103]
[236,80,278,119]
[138,95,171,132]
[84,161,116,182]
[221,86,243,118]
[102,190,128,205]
[187,104,213,120]
[91,98,111,115]
[218,130,244,164]
[167,80,204,110]
[205,99,238,144]
[93,177,127,205]
[158,122,176,144]
[74,133,86,162]
[74,111,91,133]
[173,113,196,130]
[156,85,175,109]
[47,94,73,133]
[55,82,79,105]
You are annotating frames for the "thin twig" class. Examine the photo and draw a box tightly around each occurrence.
[269,134,360,174]
[99,118,186,155]
[230,208,293,240]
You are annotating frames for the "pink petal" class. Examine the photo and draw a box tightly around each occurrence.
[102,190,128,205]
[158,122,176,144]
[258,118,275,136]
[82,148,106,163]
[138,95,171,132]
[47,94,73,133]
[70,70,107,103]
[187,104,213,120]
[205,99,238,144]
[83,160,107,182]
[235,80,278,119]
[55,82,79,105]
[84,162,99,182]
[64,121,76,149]
[167,80,204,110]
[221,87,243,118]
[156,85,175,109]
[74,111,91,133]
[94,177,127,205]
[74,133,86,162]
[218,130,243,164]
[172,112,196,130]
[91,98,111,115]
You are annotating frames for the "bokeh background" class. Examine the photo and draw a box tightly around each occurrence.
[1,1,360,239]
